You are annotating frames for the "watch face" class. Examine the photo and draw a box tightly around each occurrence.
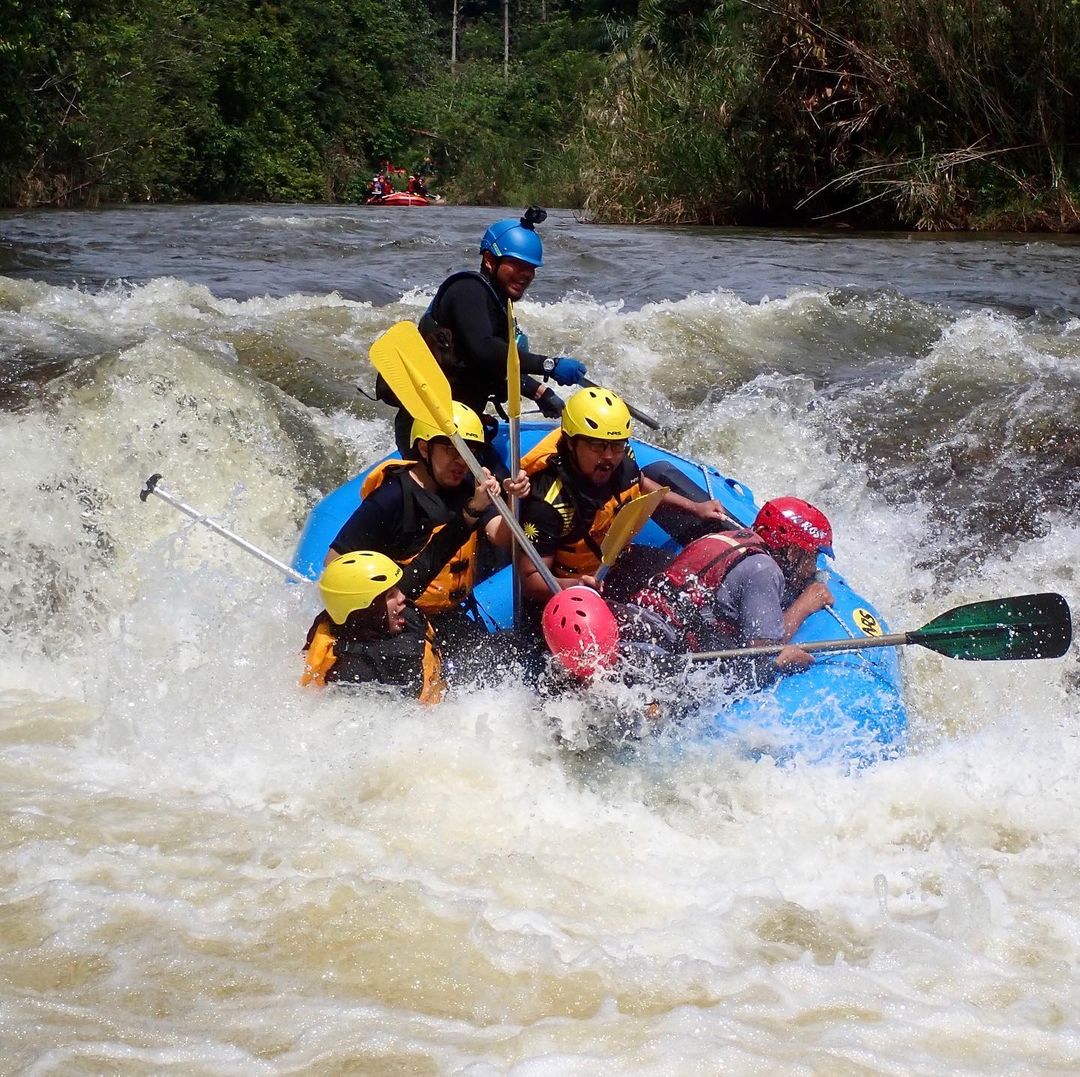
[543,358,555,373]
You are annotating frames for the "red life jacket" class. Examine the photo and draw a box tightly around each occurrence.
[631,529,767,650]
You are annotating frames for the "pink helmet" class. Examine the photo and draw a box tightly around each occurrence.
[541,586,620,677]
[753,497,834,557]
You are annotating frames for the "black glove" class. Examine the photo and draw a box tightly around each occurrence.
[536,388,565,418]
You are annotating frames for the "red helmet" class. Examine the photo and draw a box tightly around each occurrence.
[541,586,620,677]
[753,497,834,557]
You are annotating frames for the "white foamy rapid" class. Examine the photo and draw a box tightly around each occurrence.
[1,266,1077,1074]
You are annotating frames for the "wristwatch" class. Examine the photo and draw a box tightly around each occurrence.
[542,357,556,375]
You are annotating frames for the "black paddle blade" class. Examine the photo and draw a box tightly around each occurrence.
[910,592,1072,661]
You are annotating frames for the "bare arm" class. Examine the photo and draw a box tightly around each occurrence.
[640,474,735,526]
[517,550,597,602]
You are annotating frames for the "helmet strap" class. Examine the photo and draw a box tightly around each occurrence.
[413,441,435,484]
[564,435,587,474]
[771,544,797,576]
[776,544,815,587]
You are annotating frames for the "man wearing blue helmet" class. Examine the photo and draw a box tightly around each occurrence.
[382,207,590,456]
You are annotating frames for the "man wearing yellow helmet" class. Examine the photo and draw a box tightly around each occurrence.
[517,386,733,603]
[327,401,529,651]
[302,551,445,702]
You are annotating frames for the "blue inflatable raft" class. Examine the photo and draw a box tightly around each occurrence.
[293,422,907,761]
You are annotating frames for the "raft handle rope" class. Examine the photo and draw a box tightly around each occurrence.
[816,574,904,688]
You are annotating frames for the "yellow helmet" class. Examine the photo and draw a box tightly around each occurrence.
[411,401,485,447]
[561,386,633,440]
[319,551,403,625]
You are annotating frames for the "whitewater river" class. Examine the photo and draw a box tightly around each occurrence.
[1,204,1077,1074]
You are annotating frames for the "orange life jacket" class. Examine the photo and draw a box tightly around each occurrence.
[524,432,642,579]
[521,428,561,474]
[300,611,445,703]
[359,460,479,615]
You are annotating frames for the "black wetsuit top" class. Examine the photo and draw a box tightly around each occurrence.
[428,270,552,414]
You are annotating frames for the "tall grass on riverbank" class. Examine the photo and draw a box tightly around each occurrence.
[581,0,1080,230]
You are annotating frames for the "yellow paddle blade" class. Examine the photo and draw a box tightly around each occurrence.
[601,487,667,566]
[369,321,454,435]
[506,299,521,421]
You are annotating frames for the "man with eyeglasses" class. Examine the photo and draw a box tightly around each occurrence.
[517,386,731,605]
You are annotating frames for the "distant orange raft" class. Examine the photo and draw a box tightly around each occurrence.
[366,191,430,206]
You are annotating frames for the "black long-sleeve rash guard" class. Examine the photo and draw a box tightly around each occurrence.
[433,274,552,412]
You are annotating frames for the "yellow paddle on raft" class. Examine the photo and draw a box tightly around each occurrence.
[369,321,561,597]
[506,300,524,624]
[594,487,668,583]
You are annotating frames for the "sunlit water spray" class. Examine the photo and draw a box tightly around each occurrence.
[0,209,1077,1072]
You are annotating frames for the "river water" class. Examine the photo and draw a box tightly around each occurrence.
[0,204,1077,1074]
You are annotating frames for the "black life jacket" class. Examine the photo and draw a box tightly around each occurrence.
[360,461,479,615]
[302,607,444,702]
[375,270,526,415]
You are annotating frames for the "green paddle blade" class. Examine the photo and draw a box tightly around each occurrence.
[909,593,1072,661]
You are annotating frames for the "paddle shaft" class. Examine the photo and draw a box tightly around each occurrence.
[508,417,521,500]
[509,414,524,623]
[140,474,310,585]
[580,378,661,430]
[689,633,909,662]
[506,300,524,623]
[684,591,1072,664]
[449,431,562,596]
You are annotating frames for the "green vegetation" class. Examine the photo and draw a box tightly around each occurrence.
[582,0,1080,230]
[1,0,1077,229]
[0,0,433,204]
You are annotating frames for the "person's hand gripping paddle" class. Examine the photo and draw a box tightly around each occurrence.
[688,592,1072,664]
[369,321,561,598]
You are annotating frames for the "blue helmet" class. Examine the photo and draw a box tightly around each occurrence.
[480,208,545,267]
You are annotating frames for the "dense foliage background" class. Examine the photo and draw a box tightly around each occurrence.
[2,0,1078,229]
